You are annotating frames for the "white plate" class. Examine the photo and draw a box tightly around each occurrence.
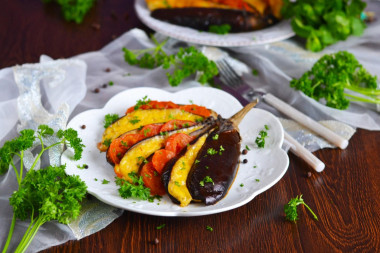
[62,87,289,217]
[135,0,295,47]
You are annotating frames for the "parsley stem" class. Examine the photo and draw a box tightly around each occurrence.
[302,203,318,221]
[345,93,380,104]
[10,160,20,185]
[1,213,16,253]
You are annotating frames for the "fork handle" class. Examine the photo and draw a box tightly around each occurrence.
[264,93,349,149]
[284,132,325,172]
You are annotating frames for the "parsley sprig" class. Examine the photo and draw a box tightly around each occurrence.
[42,0,96,24]
[115,172,151,200]
[291,51,379,110]
[0,125,86,253]
[284,195,318,222]
[123,37,218,86]
[282,0,367,51]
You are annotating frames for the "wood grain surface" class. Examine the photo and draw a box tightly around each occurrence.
[1,1,379,252]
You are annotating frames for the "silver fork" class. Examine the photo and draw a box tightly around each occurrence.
[214,58,348,172]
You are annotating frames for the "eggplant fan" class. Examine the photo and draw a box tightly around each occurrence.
[102,100,257,206]
[145,0,283,32]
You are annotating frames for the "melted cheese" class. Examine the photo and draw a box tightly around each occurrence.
[99,109,203,151]
[168,134,208,207]
[115,125,203,182]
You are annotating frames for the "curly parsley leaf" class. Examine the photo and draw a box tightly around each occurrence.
[103,114,119,128]
[123,38,218,86]
[282,0,367,51]
[7,165,87,252]
[284,195,318,222]
[115,172,151,200]
[291,51,379,110]
[42,0,96,24]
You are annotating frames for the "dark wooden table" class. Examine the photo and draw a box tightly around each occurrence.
[2,1,379,252]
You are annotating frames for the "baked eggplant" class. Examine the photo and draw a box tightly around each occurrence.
[162,101,257,206]
[147,0,283,32]
[151,7,278,32]
[115,117,216,182]
[98,108,216,152]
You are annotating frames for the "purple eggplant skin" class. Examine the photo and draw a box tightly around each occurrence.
[187,118,241,205]
[151,7,278,33]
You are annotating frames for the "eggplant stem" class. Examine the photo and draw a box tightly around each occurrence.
[229,100,258,126]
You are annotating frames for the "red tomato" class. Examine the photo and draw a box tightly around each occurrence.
[138,123,163,138]
[165,133,195,155]
[179,105,211,117]
[159,120,196,133]
[140,162,166,196]
[108,134,142,165]
[126,101,179,114]
[152,149,176,174]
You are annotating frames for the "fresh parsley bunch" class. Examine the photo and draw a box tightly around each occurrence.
[282,0,367,52]
[291,51,379,110]
[42,0,96,24]
[1,125,87,253]
[123,37,218,86]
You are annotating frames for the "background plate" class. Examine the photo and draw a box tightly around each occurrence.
[62,87,289,216]
[134,0,295,47]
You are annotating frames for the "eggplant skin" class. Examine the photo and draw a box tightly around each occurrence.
[151,7,278,33]
[187,119,241,205]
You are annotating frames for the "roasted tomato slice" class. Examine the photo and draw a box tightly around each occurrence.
[152,149,176,174]
[140,161,166,196]
[179,105,211,117]
[160,119,196,133]
[165,133,195,154]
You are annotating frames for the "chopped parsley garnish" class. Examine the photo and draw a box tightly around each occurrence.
[175,181,181,187]
[207,148,218,155]
[208,24,231,34]
[103,138,112,147]
[129,116,140,125]
[103,113,119,128]
[121,140,129,147]
[102,179,110,184]
[255,179,260,182]
[206,225,213,231]
[199,176,214,186]
[255,129,268,148]
[156,224,166,230]
[143,128,151,136]
[134,96,151,110]
[219,145,225,155]
[137,156,148,165]
[195,159,200,164]
[245,145,250,151]
[264,125,269,130]
[212,134,219,140]
[108,81,114,86]
[94,178,98,181]
[77,164,88,170]
[252,69,259,76]
[240,183,244,187]
[195,118,203,123]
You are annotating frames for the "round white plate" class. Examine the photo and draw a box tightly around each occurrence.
[134,0,295,47]
[62,87,289,217]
